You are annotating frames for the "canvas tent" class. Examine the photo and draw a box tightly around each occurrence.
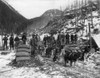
[92,34,100,48]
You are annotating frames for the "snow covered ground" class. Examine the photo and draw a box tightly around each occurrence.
[0,50,100,78]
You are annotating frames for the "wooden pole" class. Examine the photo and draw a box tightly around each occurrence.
[90,2,94,28]
[75,0,78,34]
[87,0,93,49]
[85,0,88,37]
[88,23,92,49]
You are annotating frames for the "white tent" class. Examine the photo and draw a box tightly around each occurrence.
[92,34,100,48]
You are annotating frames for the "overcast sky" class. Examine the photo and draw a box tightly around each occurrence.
[5,0,75,19]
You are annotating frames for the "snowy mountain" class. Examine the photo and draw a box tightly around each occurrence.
[39,1,100,37]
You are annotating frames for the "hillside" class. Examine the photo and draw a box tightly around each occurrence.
[0,0,63,34]
[1,0,100,35]
[26,9,62,34]
[0,0,28,34]
[39,1,100,36]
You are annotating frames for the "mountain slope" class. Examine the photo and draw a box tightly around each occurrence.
[40,1,99,34]
[26,9,62,34]
[0,0,28,33]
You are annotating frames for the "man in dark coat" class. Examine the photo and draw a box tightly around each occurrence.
[3,34,8,50]
[30,34,38,56]
[71,34,74,44]
[66,33,69,44]
[22,33,27,44]
[14,35,20,49]
[74,34,77,43]
[9,34,14,50]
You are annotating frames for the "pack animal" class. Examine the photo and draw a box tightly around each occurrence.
[61,45,83,66]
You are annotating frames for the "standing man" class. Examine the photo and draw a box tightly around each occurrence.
[3,34,8,50]
[57,32,61,47]
[60,32,66,46]
[30,34,38,56]
[71,34,74,44]
[43,35,47,47]
[22,32,27,44]
[9,34,14,50]
[75,34,77,43]
[14,34,20,49]
[66,33,69,44]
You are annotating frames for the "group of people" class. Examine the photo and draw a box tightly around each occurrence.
[8,31,97,66]
[39,32,98,66]
[2,33,27,50]
[43,32,78,48]
[2,31,93,67]
[2,31,78,55]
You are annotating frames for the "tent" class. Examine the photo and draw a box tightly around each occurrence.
[92,34,100,48]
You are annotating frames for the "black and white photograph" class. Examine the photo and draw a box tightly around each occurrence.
[0,0,100,78]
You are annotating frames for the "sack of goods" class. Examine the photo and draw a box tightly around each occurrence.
[15,44,31,62]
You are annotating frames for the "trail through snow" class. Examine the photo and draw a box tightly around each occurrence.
[0,50,100,78]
